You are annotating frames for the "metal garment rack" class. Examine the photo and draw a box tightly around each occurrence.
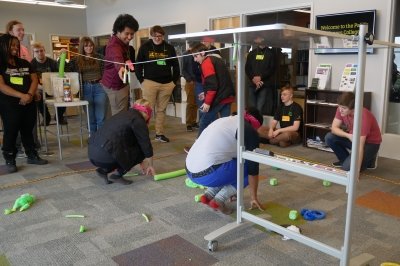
[169,24,398,265]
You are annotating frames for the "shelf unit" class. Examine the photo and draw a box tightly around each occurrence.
[51,35,80,61]
[294,50,309,86]
[169,23,394,266]
[303,89,371,151]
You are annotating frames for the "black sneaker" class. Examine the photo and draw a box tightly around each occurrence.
[367,158,377,170]
[27,154,48,165]
[331,161,342,168]
[186,125,193,132]
[5,161,17,173]
[192,123,199,130]
[109,174,133,185]
[155,134,170,143]
[96,168,113,184]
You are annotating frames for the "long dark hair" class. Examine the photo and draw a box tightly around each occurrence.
[77,36,99,69]
[0,34,19,73]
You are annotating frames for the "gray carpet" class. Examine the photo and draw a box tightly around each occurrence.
[0,116,399,265]
[112,234,218,266]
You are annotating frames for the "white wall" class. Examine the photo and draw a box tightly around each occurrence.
[0,2,87,55]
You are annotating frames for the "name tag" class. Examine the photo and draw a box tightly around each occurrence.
[157,60,166,65]
[256,55,264,60]
[10,76,23,85]
[282,115,290,122]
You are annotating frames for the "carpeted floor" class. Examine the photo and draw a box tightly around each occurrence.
[112,234,218,266]
[0,115,399,265]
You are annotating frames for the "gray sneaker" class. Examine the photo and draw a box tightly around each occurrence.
[16,150,27,158]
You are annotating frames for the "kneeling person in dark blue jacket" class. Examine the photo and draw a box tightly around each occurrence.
[88,99,155,185]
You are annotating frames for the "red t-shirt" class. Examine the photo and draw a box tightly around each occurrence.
[335,107,382,144]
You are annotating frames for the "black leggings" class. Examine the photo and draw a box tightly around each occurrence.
[88,144,124,175]
[0,101,37,157]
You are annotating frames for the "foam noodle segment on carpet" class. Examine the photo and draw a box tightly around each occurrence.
[154,169,186,181]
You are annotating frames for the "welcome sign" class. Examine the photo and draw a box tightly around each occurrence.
[315,10,376,54]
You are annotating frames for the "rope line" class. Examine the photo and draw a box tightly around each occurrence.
[68,46,233,67]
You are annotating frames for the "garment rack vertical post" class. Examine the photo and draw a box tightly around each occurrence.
[169,24,397,265]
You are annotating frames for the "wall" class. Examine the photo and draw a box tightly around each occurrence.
[0,2,87,55]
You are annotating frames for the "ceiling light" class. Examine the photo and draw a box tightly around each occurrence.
[0,0,36,4]
[0,0,86,8]
[294,9,311,14]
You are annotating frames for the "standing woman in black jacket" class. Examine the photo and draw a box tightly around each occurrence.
[88,99,155,185]
[0,34,47,173]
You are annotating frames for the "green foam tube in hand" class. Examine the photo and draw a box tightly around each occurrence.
[58,51,67,78]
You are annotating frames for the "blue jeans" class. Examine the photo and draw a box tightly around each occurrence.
[187,159,249,188]
[83,82,108,133]
[248,86,267,113]
[325,132,380,171]
[195,81,204,122]
[198,103,231,137]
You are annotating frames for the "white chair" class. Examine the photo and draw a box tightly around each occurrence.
[41,72,90,160]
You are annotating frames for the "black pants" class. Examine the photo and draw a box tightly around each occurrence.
[0,102,37,160]
[88,144,125,175]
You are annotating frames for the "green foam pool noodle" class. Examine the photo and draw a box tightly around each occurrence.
[194,194,204,202]
[79,225,86,233]
[323,180,331,187]
[154,169,186,181]
[289,210,299,220]
[185,178,205,189]
[269,178,278,186]
[58,51,66,78]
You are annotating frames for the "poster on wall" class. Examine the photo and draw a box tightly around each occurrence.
[339,63,357,91]
[315,10,376,54]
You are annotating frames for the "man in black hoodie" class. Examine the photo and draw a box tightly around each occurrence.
[135,25,180,143]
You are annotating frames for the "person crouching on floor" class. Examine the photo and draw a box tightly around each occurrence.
[185,107,265,214]
[88,99,155,185]
[257,85,303,147]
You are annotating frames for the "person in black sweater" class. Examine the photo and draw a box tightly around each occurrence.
[31,41,67,125]
[0,34,48,173]
[135,25,180,143]
[88,99,155,185]
[245,36,276,115]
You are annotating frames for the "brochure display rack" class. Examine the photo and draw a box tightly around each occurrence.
[169,24,398,266]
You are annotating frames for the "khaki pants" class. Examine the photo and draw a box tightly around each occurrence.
[103,84,129,116]
[185,80,197,126]
[142,79,175,135]
[258,126,301,147]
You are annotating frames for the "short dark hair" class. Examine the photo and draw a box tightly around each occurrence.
[191,43,208,54]
[246,106,263,126]
[112,14,139,34]
[150,25,165,36]
[337,92,355,110]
